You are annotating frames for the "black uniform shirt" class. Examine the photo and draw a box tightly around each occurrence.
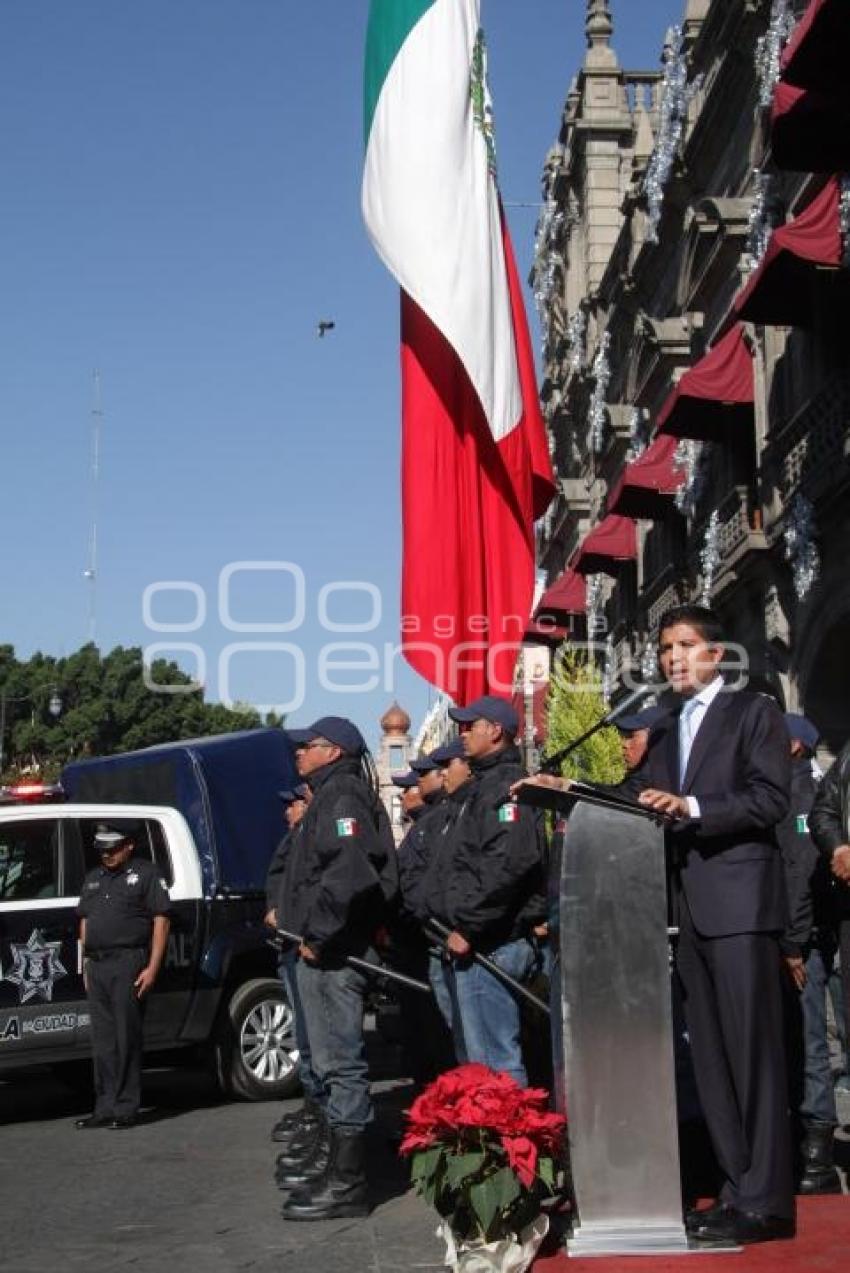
[77,858,170,953]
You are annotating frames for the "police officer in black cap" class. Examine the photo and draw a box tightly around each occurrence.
[75,825,171,1129]
[396,752,447,929]
[434,696,546,1085]
[277,716,398,1221]
[420,737,473,1043]
[389,763,456,1082]
[265,785,326,1155]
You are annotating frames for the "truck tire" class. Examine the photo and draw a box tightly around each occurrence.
[213,977,301,1101]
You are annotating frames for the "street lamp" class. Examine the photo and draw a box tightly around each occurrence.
[0,687,62,776]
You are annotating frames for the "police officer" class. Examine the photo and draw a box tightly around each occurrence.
[277,716,397,1221]
[779,714,843,1194]
[265,785,326,1158]
[391,761,457,1082]
[437,696,546,1085]
[420,738,473,1047]
[75,825,171,1129]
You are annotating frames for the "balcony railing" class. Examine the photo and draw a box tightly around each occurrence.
[763,374,850,536]
[690,484,767,594]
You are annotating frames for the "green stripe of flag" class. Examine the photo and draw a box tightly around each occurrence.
[363,0,436,146]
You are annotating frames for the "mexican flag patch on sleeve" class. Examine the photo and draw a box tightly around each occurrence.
[497,803,519,824]
[336,817,360,837]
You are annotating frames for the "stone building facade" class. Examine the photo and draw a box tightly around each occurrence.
[532,0,850,755]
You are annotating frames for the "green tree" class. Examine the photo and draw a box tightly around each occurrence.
[0,644,276,781]
[543,647,624,784]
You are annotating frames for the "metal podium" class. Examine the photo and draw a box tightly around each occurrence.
[521,786,690,1256]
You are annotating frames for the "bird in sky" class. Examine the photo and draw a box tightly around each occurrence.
[317,319,335,338]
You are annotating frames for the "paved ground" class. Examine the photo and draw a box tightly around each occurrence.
[0,1052,443,1273]
[2,1051,847,1273]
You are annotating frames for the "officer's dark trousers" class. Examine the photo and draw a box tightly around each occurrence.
[676,904,794,1220]
[296,957,371,1133]
[87,948,147,1119]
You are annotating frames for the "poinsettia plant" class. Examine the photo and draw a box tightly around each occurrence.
[400,1063,566,1245]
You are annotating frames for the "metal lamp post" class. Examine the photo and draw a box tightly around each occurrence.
[0,687,62,777]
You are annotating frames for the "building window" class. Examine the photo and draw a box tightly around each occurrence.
[391,795,403,826]
[388,744,406,772]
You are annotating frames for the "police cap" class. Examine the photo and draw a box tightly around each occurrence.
[287,716,366,756]
[392,770,419,789]
[784,713,820,752]
[93,825,134,853]
[430,737,467,764]
[409,754,441,775]
[448,694,519,737]
[614,705,668,733]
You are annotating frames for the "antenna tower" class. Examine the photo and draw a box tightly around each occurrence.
[83,370,102,645]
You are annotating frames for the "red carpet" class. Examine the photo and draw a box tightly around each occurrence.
[534,1196,849,1270]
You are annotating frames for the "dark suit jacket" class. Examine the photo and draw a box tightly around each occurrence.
[641,688,791,938]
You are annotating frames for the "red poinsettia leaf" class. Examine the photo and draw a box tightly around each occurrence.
[502,1134,538,1189]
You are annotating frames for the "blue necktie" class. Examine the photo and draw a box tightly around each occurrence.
[679,699,699,788]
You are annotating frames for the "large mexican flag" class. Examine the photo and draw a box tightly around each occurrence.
[362,0,554,705]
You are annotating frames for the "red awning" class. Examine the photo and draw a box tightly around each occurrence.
[535,567,587,618]
[771,82,850,173]
[573,515,637,577]
[731,178,848,328]
[781,0,848,96]
[657,323,754,441]
[523,617,570,644]
[606,434,685,519]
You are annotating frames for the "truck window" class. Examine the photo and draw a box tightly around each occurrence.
[73,818,174,887]
[0,820,61,901]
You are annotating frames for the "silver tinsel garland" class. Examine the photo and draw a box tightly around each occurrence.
[602,632,615,704]
[755,0,795,109]
[625,406,651,461]
[586,573,605,637]
[745,169,775,270]
[566,308,587,375]
[640,641,659,685]
[531,194,564,349]
[784,494,820,601]
[699,509,721,606]
[587,330,612,453]
[642,26,701,245]
[673,439,709,518]
[840,176,850,271]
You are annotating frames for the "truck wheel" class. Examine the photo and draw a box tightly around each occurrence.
[214,978,301,1101]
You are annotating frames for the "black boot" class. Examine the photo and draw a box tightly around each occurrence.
[799,1123,842,1195]
[271,1098,320,1145]
[275,1118,332,1190]
[281,1129,369,1221]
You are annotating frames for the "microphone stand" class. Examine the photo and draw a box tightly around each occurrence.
[539,683,655,775]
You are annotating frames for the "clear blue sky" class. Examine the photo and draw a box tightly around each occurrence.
[0,0,682,747]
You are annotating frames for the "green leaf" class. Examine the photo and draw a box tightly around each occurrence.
[445,1151,486,1190]
[537,1156,555,1188]
[469,1177,500,1238]
[490,1165,522,1212]
[410,1145,443,1185]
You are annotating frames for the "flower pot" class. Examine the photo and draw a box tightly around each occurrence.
[437,1215,548,1273]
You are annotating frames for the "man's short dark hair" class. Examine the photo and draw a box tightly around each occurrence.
[657,605,726,647]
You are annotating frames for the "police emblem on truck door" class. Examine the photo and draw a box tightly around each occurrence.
[2,929,67,1004]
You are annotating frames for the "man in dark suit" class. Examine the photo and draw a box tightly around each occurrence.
[637,605,794,1244]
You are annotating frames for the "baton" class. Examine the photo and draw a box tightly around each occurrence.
[272,928,433,996]
[426,919,551,1018]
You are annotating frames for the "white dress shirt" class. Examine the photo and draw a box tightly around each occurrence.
[679,674,724,819]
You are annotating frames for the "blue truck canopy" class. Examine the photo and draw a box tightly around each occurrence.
[62,728,297,897]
